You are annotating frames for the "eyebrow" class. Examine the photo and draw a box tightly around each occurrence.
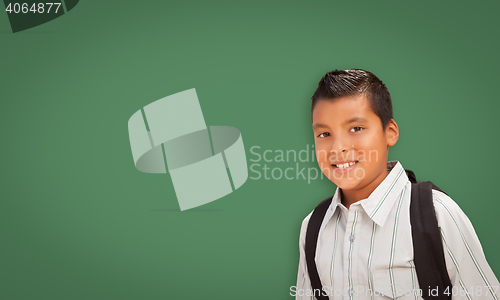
[313,117,368,130]
[312,123,329,130]
[343,117,368,125]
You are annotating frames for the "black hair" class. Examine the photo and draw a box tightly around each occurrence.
[311,69,393,130]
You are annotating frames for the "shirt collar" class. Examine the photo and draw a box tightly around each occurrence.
[328,160,409,227]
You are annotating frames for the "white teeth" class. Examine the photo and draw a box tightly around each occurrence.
[335,162,356,169]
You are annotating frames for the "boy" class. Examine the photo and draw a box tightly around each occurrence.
[294,69,499,299]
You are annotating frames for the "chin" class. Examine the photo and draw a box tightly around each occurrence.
[333,179,362,191]
[321,168,361,190]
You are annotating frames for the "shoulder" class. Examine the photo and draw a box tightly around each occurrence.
[299,195,335,240]
[299,195,335,229]
[432,189,469,227]
[431,189,482,253]
[431,189,473,230]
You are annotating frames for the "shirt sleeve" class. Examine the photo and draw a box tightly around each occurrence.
[433,190,500,299]
[295,213,314,300]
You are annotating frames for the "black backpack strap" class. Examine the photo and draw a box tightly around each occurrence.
[305,196,333,300]
[405,169,417,184]
[410,181,452,300]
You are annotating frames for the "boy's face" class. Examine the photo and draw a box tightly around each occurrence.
[312,95,398,193]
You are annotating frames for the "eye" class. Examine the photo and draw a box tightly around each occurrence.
[317,132,330,138]
[350,126,363,133]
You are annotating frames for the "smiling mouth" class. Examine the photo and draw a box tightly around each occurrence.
[332,161,358,169]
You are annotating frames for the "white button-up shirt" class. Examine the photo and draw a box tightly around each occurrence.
[294,161,500,299]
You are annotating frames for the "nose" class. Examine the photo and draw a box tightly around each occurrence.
[330,136,349,155]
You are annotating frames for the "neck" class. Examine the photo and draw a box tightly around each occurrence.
[340,169,389,209]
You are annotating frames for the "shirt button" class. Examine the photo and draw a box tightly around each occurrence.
[349,235,355,242]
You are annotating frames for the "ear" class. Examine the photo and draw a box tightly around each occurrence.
[385,119,399,147]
